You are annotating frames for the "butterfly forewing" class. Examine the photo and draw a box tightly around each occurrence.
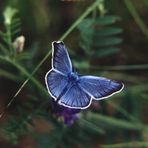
[45,70,69,100]
[79,76,124,100]
[52,41,72,74]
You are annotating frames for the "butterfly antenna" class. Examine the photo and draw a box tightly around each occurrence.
[0,79,29,118]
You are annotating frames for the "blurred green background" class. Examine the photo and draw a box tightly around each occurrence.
[0,0,148,147]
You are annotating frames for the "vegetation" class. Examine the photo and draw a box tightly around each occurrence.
[0,0,148,147]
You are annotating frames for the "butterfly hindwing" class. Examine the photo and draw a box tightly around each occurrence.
[52,41,72,74]
[79,76,124,100]
[59,83,92,109]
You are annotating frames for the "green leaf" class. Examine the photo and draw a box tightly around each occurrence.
[0,30,6,37]
[78,18,94,31]
[73,60,90,69]
[87,112,148,131]
[101,141,148,148]
[0,68,19,81]
[11,18,21,35]
[11,28,21,36]
[0,31,9,44]
[11,18,21,28]
[95,16,121,25]
[94,37,123,47]
[80,119,105,134]
[0,43,9,54]
[15,52,31,61]
[94,27,123,37]
[95,47,120,57]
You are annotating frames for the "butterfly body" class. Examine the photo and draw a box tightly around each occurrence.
[45,41,124,109]
[67,72,78,82]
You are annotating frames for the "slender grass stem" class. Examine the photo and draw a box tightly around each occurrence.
[0,43,8,55]
[87,112,148,131]
[107,101,138,122]
[76,64,148,71]
[6,58,48,95]
[0,55,48,118]
[0,55,47,95]
[124,0,148,39]
[0,31,9,46]
[101,141,148,148]
[102,64,148,70]
[6,25,13,53]
[143,0,148,6]
[0,68,18,81]
[59,0,103,41]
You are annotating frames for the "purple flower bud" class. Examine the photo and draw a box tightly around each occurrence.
[51,99,81,126]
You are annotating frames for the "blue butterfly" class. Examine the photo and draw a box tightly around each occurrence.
[45,41,124,109]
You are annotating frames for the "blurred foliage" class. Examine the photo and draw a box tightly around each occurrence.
[0,0,148,148]
[76,15,123,69]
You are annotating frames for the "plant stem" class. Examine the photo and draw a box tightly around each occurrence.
[124,0,148,39]
[87,112,148,131]
[0,43,8,55]
[101,142,148,148]
[60,0,102,41]
[6,58,48,95]
[6,25,12,53]
[77,64,148,71]
[0,55,46,95]
[104,64,148,70]
[0,68,18,81]
[0,55,48,118]
[107,101,138,122]
[143,0,148,6]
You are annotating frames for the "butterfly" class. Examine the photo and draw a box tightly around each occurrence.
[45,41,124,109]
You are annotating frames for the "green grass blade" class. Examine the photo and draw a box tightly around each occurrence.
[143,0,148,6]
[95,16,121,25]
[0,69,19,81]
[87,112,148,131]
[6,58,48,95]
[124,0,148,39]
[95,47,120,57]
[80,118,105,134]
[0,43,9,55]
[94,37,122,47]
[101,141,148,148]
[60,0,103,40]
[94,27,123,37]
